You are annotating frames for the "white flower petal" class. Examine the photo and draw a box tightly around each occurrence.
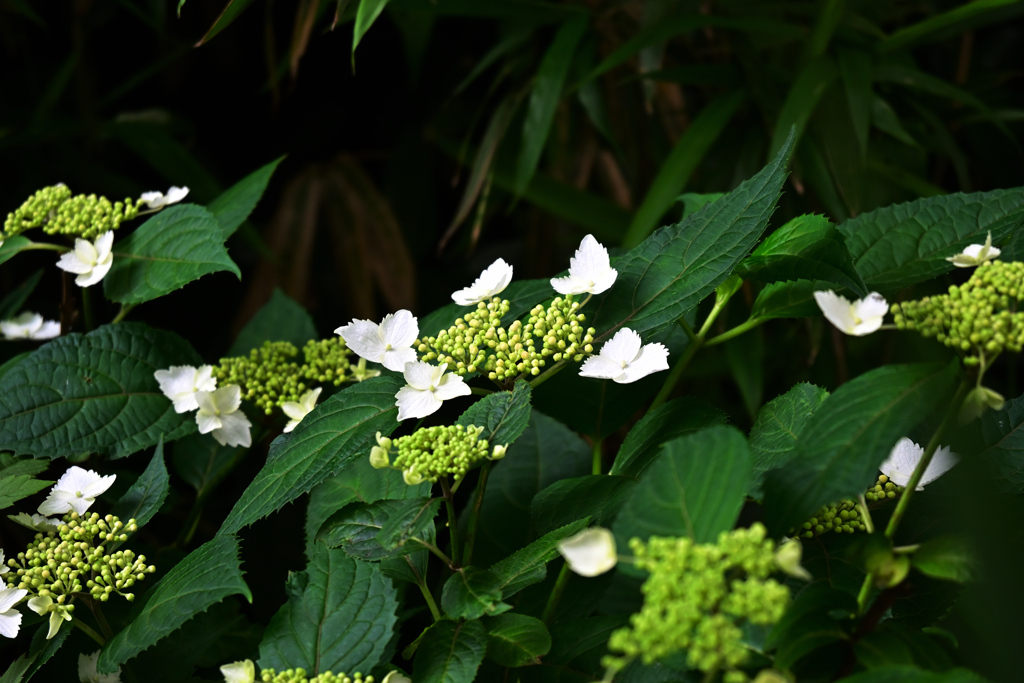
[220,659,255,683]
[37,491,75,516]
[395,385,443,421]
[336,319,388,363]
[880,437,958,490]
[550,275,590,295]
[0,587,27,613]
[196,410,222,435]
[433,373,472,401]
[27,595,51,616]
[74,239,98,266]
[813,290,858,334]
[93,231,114,260]
[211,384,242,414]
[281,401,306,421]
[452,258,513,305]
[403,361,442,391]
[620,342,670,383]
[382,672,412,683]
[379,310,419,349]
[600,328,643,366]
[814,290,887,336]
[579,328,667,384]
[551,235,617,295]
[558,527,617,577]
[155,366,207,413]
[0,609,22,639]
[33,320,61,340]
[212,412,252,448]
[79,650,122,683]
[164,186,189,205]
[578,354,625,381]
[8,512,59,532]
[56,250,93,275]
[381,347,418,373]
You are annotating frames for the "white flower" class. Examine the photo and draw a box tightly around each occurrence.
[8,512,59,533]
[382,672,412,683]
[947,232,1000,268]
[336,310,418,373]
[774,538,812,581]
[196,385,252,448]
[282,387,322,433]
[813,290,888,336]
[880,437,958,490]
[452,258,514,305]
[579,328,669,384]
[557,527,617,577]
[139,186,189,209]
[38,466,116,517]
[56,231,114,287]
[0,586,27,639]
[79,650,121,683]
[0,312,60,340]
[395,361,471,421]
[0,549,7,575]
[550,234,618,295]
[154,365,217,413]
[220,659,255,683]
[28,594,71,639]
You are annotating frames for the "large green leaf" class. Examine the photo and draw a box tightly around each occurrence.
[537,616,628,682]
[413,619,487,683]
[377,497,442,552]
[610,396,728,478]
[484,614,551,667]
[111,439,169,529]
[748,383,830,498]
[97,534,251,673]
[973,393,1024,494]
[104,204,241,305]
[613,425,752,547]
[441,567,511,620]
[880,0,1023,52]
[352,0,393,61]
[762,363,958,535]
[228,288,317,356]
[0,472,50,511]
[750,277,840,321]
[172,433,244,499]
[738,214,866,296]
[317,499,412,561]
[219,376,402,535]
[838,188,1024,292]
[207,156,283,238]
[456,380,531,448]
[590,131,794,340]
[768,583,856,669]
[530,476,634,535]
[0,323,198,459]
[489,518,590,598]
[838,667,992,683]
[258,545,398,675]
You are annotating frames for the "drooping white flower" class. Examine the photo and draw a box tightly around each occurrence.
[578,327,669,384]
[774,538,812,581]
[382,672,413,683]
[452,258,514,305]
[0,549,7,576]
[195,384,252,448]
[28,594,71,639]
[139,186,189,210]
[38,466,116,517]
[336,310,418,373]
[880,437,958,490]
[220,659,255,683]
[550,234,618,296]
[8,512,59,533]
[154,365,217,413]
[394,361,471,421]
[0,312,60,341]
[0,586,27,639]
[947,232,1001,268]
[282,387,322,433]
[813,290,888,336]
[79,650,122,683]
[56,231,114,287]
[557,527,617,577]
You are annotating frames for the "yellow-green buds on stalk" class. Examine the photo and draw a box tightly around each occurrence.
[796,498,868,538]
[371,424,497,484]
[523,296,596,365]
[258,668,374,683]
[3,185,140,241]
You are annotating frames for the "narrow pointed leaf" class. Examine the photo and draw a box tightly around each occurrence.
[197,0,257,45]
[441,568,510,620]
[207,156,283,237]
[229,288,317,356]
[530,476,633,535]
[769,57,839,160]
[456,380,531,448]
[485,614,551,667]
[111,438,170,528]
[352,0,392,60]
[489,518,590,597]
[748,383,830,498]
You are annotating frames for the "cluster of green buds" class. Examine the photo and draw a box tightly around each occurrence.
[604,524,790,681]
[795,474,904,540]
[370,425,506,485]
[3,184,140,240]
[259,669,373,683]
[4,512,154,611]
[416,295,595,384]
[891,260,1024,364]
[300,337,356,384]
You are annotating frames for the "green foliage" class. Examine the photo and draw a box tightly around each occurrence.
[413,619,487,683]
[488,519,590,597]
[484,613,551,667]
[0,455,50,510]
[229,288,318,356]
[441,567,510,620]
[748,383,830,498]
[973,393,1024,494]
[456,380,531,447]
[207,156,283,238]
[530,476,634,535]
[111,440,170,530]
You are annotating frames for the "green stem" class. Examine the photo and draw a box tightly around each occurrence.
[701,667,719,683]
[592,437,604,475]
[90,600,114,640]
[463,461,493,566]
[677,316,699,344]
[470,386,494,396]
[111,303,136,324]
[649,337,702,411]
[80,287,94,332]
[440,477,462,567]
[529,359,566,390]
[19,242,68,253]
[417,576,442,621]
[72,617,106,646]
[542,562,572,624]
[704,316,765,347]
[856,495,875,534]
[411,538,455,569]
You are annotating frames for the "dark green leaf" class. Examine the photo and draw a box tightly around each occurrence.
[610,397,728,478]
[912,536,973,582]
[768,583,856,669]
[489,519,590,597]
[0,269,43,320]
[613,425,752,547]
[530,476,634,535]
[969,393,1024,495]
[837,46,873,156]
[855,623,954,671]
[198,0,257,45]
[228,288,318,356]
[762,363,958,535]
[837,666,992,683]
[207,156,283,237]
[726,327,765,419]
[413,618,487,683]
[441,567,511,620]
[0,474,50,511]
[456,380,531,448]
[880,0,1023,52]
[377,497,441,551]
[679,192,725,219]
[0,323,199,459]
[872,96,918,146]
[317,499,417,561]
[352,0,393,60]
[219,376,402,535]
[538,616,628,681]
[97,534,251,672]
[172,433,245,499]
[751,278,840,321]
[0,454,48,478]
[0,237,36,267]
[111,438,169,528]
[485,614,551,667]
[104,204,241,305]
[748,383,830,498]
[769,56,839,160]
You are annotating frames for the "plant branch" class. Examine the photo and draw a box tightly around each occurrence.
[440,476,462,567]
[463,461,493,566]
[542,562,572,624]
[111,303,136,324]
[72,617,106,646]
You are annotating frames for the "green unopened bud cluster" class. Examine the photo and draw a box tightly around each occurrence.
[416,296,595,383]
[604,523,789,679]
[4,512,155,605]
[374,424,503,484]
[259,668,373,683]
[891,260,1024,363]
[3,184,140,241]
[795,475,902,540]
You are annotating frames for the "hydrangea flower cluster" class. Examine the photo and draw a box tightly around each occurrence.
[2,184,140,241]
[220,660,379,683]
[0,312,60,340]
[604,524,790,680]
[370,425,504,485]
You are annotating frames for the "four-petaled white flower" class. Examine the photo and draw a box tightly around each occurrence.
[0,586,27,639]
[38,466,116,517]
[551,234,618,296]
[196,385,252,448]
[79,650,122,683]
[154,365,217,413]
[0,312,60,341]
[28,594,71,639]
[8,512,59,533]
[336,310,418,373]
[813,290,888,336]
[947,232,1001,268]
[395,361,471,421]
[558,527,618,577]
[579,327,669,384]
[452,258,514,305]
[220,659,255,683]
[56,231,114,287]
[880,437,958,491]
[139,186,189,210]
[282,387,322,433]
